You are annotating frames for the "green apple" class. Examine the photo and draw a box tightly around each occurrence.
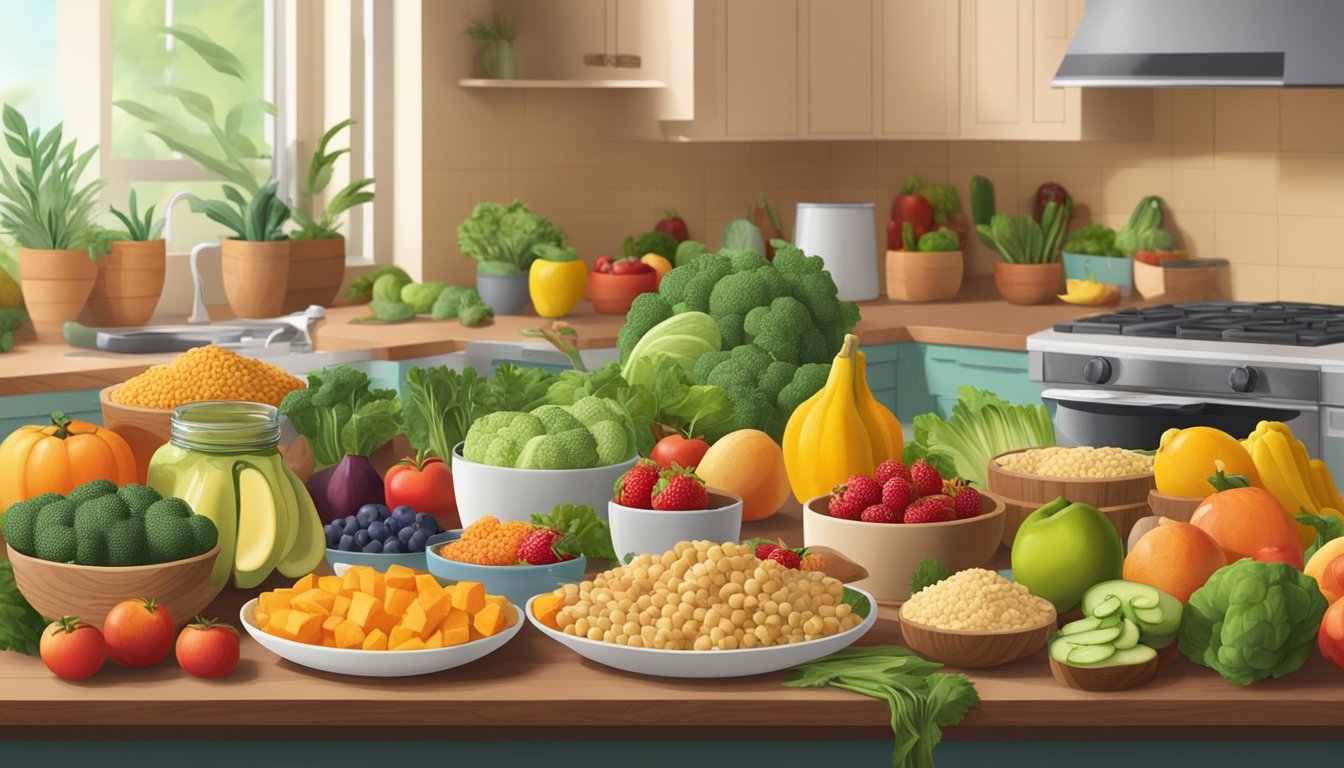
[1011,496,1124,613]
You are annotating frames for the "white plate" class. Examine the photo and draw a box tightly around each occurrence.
[239,597,523,677]
[525,586,878,678]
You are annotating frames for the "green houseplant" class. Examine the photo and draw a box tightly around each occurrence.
[190,179,292,318]
[1061,222,1135,299]
[286,119,375,312]
[457,199,565,315]
[977,197,1072,305]
[86,189,168,327]
[0,105,106,335]
[465,11,522,79]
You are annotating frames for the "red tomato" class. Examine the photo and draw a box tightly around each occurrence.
[40,617,106,681]
[103,598,175,667]
[385,454,458,530]
[175,616,240,679]
[611,258,653,275]
[1320,599,1344,672]
[594,255,614,274]
[1253,545,1304,571]
[651,434,711,471]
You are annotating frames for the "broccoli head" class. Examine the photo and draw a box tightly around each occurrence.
[67,479,118,508]
[716,314,745,351]
[144,497,218,563]
[34,497,78,564]
[744,296,812,364]
[706,384,774,443]
[777,363,831,416]
[693,350,731,384]
[517,428,599,470]
[617,293,674,362]
[682,256,734,313]
[708,270,772,318]
[462,411,547,467]
[587,419,631,466]
[758,361,799,404]
[117,484,162,516]
[728,250,767,274]
[1,492,62,555]
[73,492,147,567]
[458,299,494,327]
[531,404,587,435]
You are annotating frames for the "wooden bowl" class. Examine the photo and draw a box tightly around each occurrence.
[884,250,963,302]
[99,385,172,484]
[802,491,1005,603]
[988,448,1154,546]
[1049,640,1180,692]
[587,270,658,314]
[6,543,222,629]
[1148,489,1202,523]
[899,605,1056,669]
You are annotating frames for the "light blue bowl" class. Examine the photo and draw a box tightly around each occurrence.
[325,547,428,574]
[1063,252,1133,296]
[425,530,586,606]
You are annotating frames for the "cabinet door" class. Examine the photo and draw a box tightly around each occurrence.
[959,0,1025,137]
[882,0,958,136]
[806,0,874,135]
[725,0,799,136]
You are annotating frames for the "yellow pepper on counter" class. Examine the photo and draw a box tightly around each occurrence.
[1243,420,1344,550]
[1058,278,1120,306]
[529,245,587,318]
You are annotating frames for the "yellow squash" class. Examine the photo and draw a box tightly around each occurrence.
[1058,278,1119,306]
[1243,420,1343,550]
[784,334,900,503]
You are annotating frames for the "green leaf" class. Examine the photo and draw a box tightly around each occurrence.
[531,504,616,562]
[164,25,250,82]
[0,563,44,656]
[841,587,871,619]
[339,396,403,457]
[909,558,951,596]
[1296,512,1344,561]
[151,85,217,124]
[402,365,486,462]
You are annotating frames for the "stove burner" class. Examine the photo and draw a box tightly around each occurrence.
[1053,301,1344,346]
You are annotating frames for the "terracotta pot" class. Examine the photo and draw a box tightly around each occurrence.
[282,237,345,313]
[588,270,658,314]
[85,239,166,327]
[994,261,1063,305]
[18,246,98,336]
[221,239,290,318]
[884,250,963,302]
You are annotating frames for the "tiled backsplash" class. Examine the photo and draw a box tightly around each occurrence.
[426,42,1344,304]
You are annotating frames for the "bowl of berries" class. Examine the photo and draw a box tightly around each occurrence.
[588,256,659,314]
[802,458,1006,603]
[325,503,443,574]
[608,462,744,560]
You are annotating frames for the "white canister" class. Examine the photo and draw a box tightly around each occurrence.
[792,203,879,302]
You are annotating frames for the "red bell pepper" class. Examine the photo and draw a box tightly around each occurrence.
[654,209,689,243]
[384,453,458,531]
[887,175,935,250]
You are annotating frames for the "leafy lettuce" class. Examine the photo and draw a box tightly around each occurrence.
[908,386,1054,486]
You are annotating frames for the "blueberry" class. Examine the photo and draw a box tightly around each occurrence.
[384,517,402,534]
[382,538,405,554]
[355,530,371,547]
[338,533,357,552]
[368,521,389,541]
[392,507,416,527]
[328,518,346,535]
[393,504,414,516]
[362,539,384,554]
[377,504,391,518]
[344,514,358,531]
[357,505,381,528]
[408,528,430,553]
[398,526,415,544]
[325,525,342,548]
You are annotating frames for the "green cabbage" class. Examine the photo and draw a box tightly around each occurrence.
[908,386,1054,486]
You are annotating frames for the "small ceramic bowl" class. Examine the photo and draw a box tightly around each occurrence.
[425,530,587,606]
[325,547,428,575]
[588,270,658,314]
[450,443,637,526]
[608,490,744,560]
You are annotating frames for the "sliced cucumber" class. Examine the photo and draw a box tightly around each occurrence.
[1068,644,1158,669]
[1067,642,1117,665]
[1113,619,1140,650]
[1059,617,1104,636]
[1064,625,1123,646]
[1091,594,1122,618]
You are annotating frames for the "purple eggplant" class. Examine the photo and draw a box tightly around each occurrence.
[308,455,386,524]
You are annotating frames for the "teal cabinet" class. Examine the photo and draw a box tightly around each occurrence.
[0,389,103,437]
[865,343,1043,425]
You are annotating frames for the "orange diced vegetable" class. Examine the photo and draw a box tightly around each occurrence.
[318,575,343,595]
[258,589,293,614]
[531,592,564,630]
[451,581,485,614]
[362,628,389,651]
[347,591,384,631]
[333,594,352,618]
[341,568,362,594]
[414,573,441,595]
[388,625,417,648]
[400,599,443,640]
[358,568,386,601]
[424,631,444,649]
[291,588,336,615]
[291,574,318,593]
[385,564,416,591]
[416,589,449,627]
[485,594,519,626]
[383,587,416,617]
[473,603,506,637]
[441,610,469,646]
[272,610,322,645]
[335,619,366,649]
[394,637,427,651]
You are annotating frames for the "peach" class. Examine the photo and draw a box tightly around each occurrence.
[1306,538,1344,603]
[1123,517,1227,603]
[1189,487,1303,566]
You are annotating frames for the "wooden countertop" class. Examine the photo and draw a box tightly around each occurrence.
[0,499,1338,741]
[0,277,1141,396]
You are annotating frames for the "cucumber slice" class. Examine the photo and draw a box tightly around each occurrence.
[1066,642,1117,665]
[1063,625,1123,646]
[1069,644,1158,669]
[1060,617,1104,636]
[1091,594,1122,618]
[1113,619,1140,650]
[1048,635,1073,663]
[1132,605,1165,625]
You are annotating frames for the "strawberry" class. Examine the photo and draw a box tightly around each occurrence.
[874,459,910,486]
[614,459,661,509]
[516,528,581,565]
[828,492,864,520]
[767,548,801,569]
[755,542,781,559]
[953,486,983,519]
[859,503,902,524]
[910,460,943,498]
[835,474,882,508]
[651,465,709,511]
[904,496,953,524]
[881,476,912,511]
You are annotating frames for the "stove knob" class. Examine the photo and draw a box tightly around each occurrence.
[1229,365,1259,393]
[1082,357,1112,384]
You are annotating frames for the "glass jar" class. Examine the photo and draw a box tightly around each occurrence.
[148,401,322,588]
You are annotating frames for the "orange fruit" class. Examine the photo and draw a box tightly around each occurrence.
[1123,517,1226,603]
[1189,487,1303,566]
[1154,426,1260,499]
[1306,538,1344,603]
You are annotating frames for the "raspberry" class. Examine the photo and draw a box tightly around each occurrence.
[859,503,902,523]
[836,474,882,508]
[768,548,801,569]
[904,498,953,524]
[954,486,983,519]
[910,460,944,498]
[875,460,910,486]
[755,542,781,559]
[881,476,912,511]
[828,493,864,520]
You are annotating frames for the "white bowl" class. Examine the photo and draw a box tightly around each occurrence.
[239,597,523,677]
[525,586,877,678]
[451,442,637,526]
[608,490,744,560]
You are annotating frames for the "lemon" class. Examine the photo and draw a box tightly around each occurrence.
[1154,426,1260,498]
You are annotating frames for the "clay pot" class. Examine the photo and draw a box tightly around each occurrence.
[588,270,658,314]
[19,246,98,336]
[283,237,345,312]
[994,261,1063,305]
[221,239,290,318]
[85,239,166,327]
[885,250,963,302]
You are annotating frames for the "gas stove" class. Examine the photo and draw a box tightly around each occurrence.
[1051,302,1344,347]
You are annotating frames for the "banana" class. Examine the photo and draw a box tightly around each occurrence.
[1261,430,1319,515]
[276,466,325,578]
[1312,459,1344,511]
[171,456,236,589]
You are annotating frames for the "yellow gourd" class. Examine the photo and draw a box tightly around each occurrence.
[855,350,903,465]
[782,334,880,503]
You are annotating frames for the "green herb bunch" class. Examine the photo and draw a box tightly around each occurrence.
[190,179,290,242]
[109,189,166,242]
[292,119,375,240]
[976,197,1072,264]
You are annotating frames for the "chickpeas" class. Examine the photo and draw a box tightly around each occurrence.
[551,540,862,650]
[901,568,1053,631]
[996,446,1152,478]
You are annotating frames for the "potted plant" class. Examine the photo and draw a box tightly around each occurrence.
[190,180,292,318]
[1061,223,1133,298]
[286,119,375,312]
[465,10,522,79]
[0,106,108,336]
[456,199,565,315]
[885,223,963,302]
[86,190,166,327]
[978,197,1072,305]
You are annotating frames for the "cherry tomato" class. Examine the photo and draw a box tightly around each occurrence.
[40,616,106,681]
[103,598,175,667]
[1320,598,1344,672]
[175,616,240,679]
[385,454,458,530]
[611,258,653,275]
[651,434,711,471]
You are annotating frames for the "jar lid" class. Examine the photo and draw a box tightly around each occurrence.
[170,401,281,453]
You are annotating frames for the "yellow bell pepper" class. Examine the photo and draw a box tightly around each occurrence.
[529,247,587,318]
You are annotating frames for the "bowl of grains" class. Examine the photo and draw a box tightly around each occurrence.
[425,516,587,607]
[898,568,1057,668]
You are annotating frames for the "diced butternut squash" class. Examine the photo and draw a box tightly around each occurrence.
[333,594,352,618]
[400,598,443,640]
[485,594,519,627]
[451,581,485,614]
[371,610,398,637]
[291,574,318,593]
[414,573,441,596]
[358,568,386,601]
[394,637,427,651]
[255,611,270,626]
[347,591,385,631]
[321,636,338,648]
[469,627,484,642]
[321,614,343,633]
[341,568,362,594]
[441,610,469,646]
[384,587,416,617]
[291,588,336,615]
[269,609,322,645]
[362,628,388,651]
[424,631,444,649]
[389,624,418,649]
[385,564,416,591]
[318,575,343,595]
[258,589,293,614]
[335,619,366,649]
[531,592,564,630]
[417,588,449,626]
[473,603,506,637]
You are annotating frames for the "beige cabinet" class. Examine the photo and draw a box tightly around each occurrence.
[725,0,799,136]
[958,0,1150,140]
[881,0,959,137]
[803,0,878,136]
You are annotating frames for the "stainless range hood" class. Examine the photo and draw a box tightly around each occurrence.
[1053,0,1344,87]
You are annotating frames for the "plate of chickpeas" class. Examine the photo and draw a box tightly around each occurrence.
[525,540,877,678]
